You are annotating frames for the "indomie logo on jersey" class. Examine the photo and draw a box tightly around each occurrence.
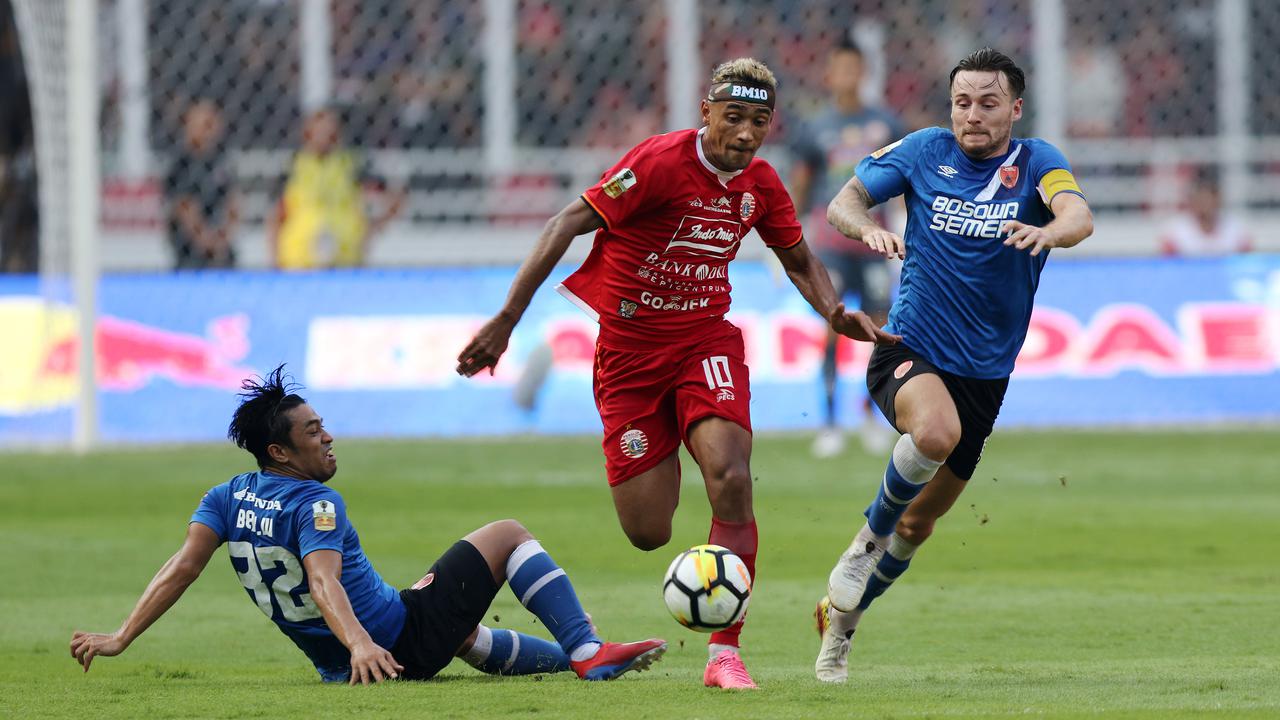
[665,215,743,258]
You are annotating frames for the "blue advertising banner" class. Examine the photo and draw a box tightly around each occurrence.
[3,256,1278,446]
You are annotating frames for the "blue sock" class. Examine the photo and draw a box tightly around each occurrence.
[463,626,571,675]
[506,540,600,657]
[865,435,942,536]
[857,534,918,610]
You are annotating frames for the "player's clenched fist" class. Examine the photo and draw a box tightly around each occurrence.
[457,315,516,377]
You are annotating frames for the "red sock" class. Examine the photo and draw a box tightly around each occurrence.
[707,517,758,648]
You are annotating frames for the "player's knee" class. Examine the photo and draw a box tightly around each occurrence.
[492,518,533,545]
[624,525,671,552]
[896,515,936,545]
[705,464,752,514]
[910,417,961,461]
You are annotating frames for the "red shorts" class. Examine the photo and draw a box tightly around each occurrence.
[593,321,753,486]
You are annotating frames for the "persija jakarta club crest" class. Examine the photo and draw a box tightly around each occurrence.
[739,192,755,221]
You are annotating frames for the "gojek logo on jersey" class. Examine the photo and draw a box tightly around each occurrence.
[928,196,1020,239]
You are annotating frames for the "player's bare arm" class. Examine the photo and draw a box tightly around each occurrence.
[69,522,220,672]
[826,176,905,260]
[1002,192,1094,257]
[772,239,900,345]
[456,199,604,377]
[303,549,405,685]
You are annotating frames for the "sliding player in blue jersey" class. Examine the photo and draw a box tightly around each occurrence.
[813,48,1094,682]
[70,365,665,684]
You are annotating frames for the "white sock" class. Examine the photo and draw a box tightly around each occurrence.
[708,643,738,659]
[505,539,544,578]
[887,532,920,561]
[569,642,600,662]
[893,434,943,483]
[461,625,494,666]
[830,606,863,636]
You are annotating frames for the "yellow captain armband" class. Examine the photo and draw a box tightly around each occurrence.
[1038,168,1083,205]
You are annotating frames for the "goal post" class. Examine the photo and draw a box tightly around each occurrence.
[11,0,100,450]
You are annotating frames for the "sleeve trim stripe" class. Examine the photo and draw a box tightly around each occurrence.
[770,231,804,250]
[580,194,612,230]
[555,283,601,322]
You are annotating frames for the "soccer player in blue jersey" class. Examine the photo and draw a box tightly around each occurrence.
[70,366,665,684]
[812,48,1094,682]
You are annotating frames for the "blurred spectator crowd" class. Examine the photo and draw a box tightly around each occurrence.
[116,0,1243,157]
[0,0,36,272]
[0,0,1270,271]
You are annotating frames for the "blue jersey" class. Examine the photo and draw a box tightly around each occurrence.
[855,127,1085,378]
[191,471,406,682]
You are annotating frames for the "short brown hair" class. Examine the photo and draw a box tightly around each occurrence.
[950,47,1026,98]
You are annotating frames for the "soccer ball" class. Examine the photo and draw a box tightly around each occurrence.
[662,544,751,632]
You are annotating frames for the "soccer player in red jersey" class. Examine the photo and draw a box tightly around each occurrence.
[458,58,899,689]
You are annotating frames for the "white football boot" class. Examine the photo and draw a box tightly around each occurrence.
[827,524,887,612]
[814,596,853,683]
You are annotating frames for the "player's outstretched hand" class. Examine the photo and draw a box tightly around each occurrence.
[829,304,901,345]
[862,227,905,260]
[348,639,404,686]
[457,315,516,377]
[1001,220,1056,256]
[69,630,127,673]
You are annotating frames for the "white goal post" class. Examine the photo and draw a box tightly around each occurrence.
[12,0,100,450]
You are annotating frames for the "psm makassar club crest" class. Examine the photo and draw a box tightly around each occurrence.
[999,166,1019,190]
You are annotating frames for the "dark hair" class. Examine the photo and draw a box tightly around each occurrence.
[1191,165,1220,192]
[227,364,307,469]
[834,35,863,58]
[949,47,1026,98]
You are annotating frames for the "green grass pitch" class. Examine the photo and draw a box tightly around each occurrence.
[2,430,1277,719]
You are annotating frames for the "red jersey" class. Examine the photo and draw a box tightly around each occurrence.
[558,128,802,349]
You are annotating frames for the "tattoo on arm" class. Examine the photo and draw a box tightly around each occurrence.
[827,178,880,241]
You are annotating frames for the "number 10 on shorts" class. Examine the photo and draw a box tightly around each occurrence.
[702,356,735,390]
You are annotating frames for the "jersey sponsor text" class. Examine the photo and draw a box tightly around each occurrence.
[664,215,743,257]
[928,196,1021,239]
[639,290,711,312]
